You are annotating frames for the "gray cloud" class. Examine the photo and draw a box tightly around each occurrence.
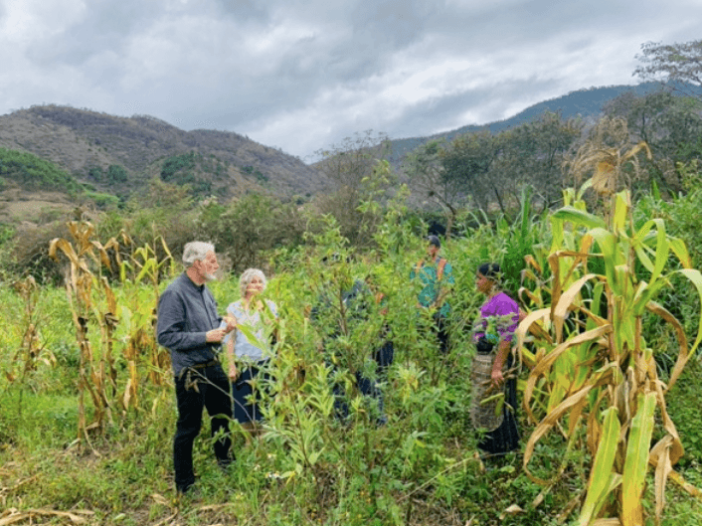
[1,0,701,158]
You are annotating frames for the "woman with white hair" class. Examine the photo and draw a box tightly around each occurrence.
[223,268,278,433]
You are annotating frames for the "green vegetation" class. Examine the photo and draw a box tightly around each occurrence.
[161,152,197,182]
[2,155,702,524]
[107,164,128,183]
[242,165,269,183]
[83,190,121,209]
[159,152,214,195]
[0,149,121,217]
[0,148,83,194]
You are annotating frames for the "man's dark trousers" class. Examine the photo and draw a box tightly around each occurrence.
[173,363,232,492]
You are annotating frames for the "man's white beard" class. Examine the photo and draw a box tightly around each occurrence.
[204,272,217,282]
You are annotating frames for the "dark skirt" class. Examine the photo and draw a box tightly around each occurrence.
[478,368,519,455]
[232,360,270,424]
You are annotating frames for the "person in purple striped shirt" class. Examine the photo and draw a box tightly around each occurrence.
[473,262,520,455]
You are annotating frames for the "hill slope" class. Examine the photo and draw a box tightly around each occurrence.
[0,105,327,200]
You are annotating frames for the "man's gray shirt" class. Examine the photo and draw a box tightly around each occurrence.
[157,272,222,376]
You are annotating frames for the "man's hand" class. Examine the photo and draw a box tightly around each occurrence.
[223,315,238,333]
[206,328,227,343]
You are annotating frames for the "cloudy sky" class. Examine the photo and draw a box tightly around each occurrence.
[1,0,700,160]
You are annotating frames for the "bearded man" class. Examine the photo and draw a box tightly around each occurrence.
[157,241,236,495]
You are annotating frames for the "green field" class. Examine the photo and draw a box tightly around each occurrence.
[2,174,702,526]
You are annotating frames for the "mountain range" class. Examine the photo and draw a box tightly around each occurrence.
[387,82,670,162]
[0,82,677,227]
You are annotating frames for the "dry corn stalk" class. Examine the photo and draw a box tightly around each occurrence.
[49,221,121,442]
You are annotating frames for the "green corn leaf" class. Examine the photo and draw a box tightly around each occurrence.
[551,215,565,252]
[552,207,607,230]
[119,260,132,283]
[579,407,621,526]
[621,392,657,526]
[634,244,655,274]
[613,191,629,233]
[672,269,702,355]
[236,324,270,353]
[651,219,668,285]
[633,280,668,316]
[135,258,156,283]
[669,236,692,269]
[589,282,604,319]
[631,218,661,245]
[576,178,594,201]
[588,228,617,289]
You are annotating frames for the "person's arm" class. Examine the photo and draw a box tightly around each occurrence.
[490,296,518,386]
[434,262,454,307]
[491,339,510,386]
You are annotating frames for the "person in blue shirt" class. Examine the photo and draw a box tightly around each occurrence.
[222,268,278,436]
[410,235,454,353]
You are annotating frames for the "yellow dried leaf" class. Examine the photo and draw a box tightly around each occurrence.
[151,493,170,506]
[553,274,598,343]
[524,386,593,486]
[498,504,524,520]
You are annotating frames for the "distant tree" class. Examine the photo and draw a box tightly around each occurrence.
[440,130,503,214]
[635,39,702,98]
[495,112,581,210]
[402,139,467,238]
[106,164,128,183]
[604,91,674,144]
[198,193,305,271]
[314,131,394,245]
[315,130,390,193]
[124,178,197,259]
[439,113,580,217]
[604,90,702,193]
[88,166,104,181]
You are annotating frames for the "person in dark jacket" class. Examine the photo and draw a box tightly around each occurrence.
[157,241,237,496]
[311,271,389,426]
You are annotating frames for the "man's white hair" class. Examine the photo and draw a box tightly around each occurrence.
[239,268,267,297]
[182,241,215,267]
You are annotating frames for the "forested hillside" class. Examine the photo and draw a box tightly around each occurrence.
[0,105,328,200]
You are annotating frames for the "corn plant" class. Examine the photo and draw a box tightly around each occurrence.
[517,125,702,525]
[8,277,56,379]
[49,221,122,444]
[117,236,176,395]
[3,277,57,419]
